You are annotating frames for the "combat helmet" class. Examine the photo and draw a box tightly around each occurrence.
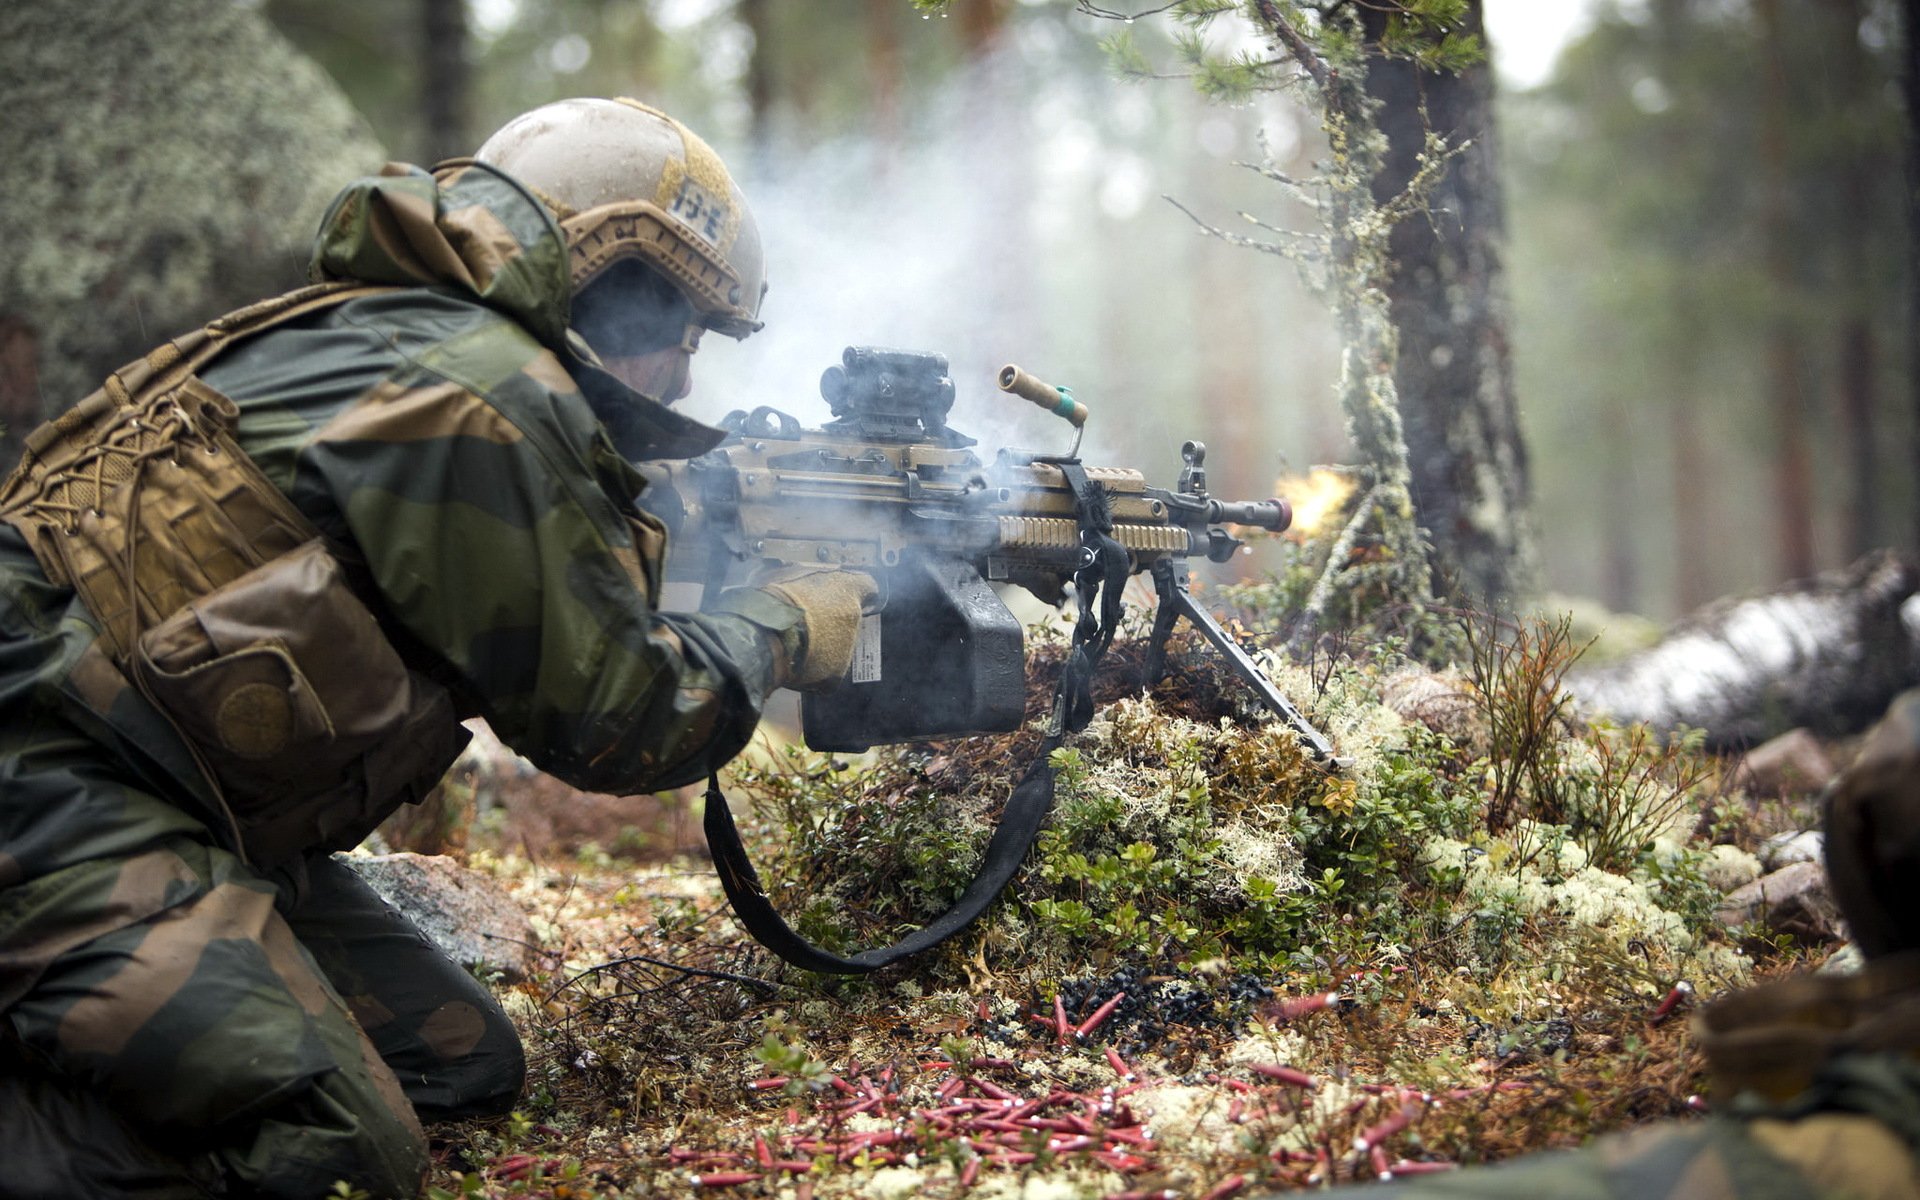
[476,97,766,341]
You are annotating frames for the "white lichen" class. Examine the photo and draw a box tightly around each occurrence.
[1702,844,1763,892]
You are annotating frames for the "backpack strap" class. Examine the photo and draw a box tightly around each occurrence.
[0,283,391,656]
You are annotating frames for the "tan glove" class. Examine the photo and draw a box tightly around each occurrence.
[754,565,878,691]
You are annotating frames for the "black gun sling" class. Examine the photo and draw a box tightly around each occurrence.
[703,464,1128,974]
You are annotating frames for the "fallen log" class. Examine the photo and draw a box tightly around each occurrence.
[1565,550,1919,750]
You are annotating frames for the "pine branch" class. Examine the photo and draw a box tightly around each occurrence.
[1249,0,1330,89]
[1076,0,1184,18]
[1234,159,1323,209]
[1164,195,1330,288]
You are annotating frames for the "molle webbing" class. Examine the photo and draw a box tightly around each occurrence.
[0,284,383,661]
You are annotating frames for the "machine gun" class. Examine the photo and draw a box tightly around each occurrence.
[637,345,1334,762]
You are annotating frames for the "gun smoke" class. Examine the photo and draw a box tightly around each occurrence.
[678,20,1350,525]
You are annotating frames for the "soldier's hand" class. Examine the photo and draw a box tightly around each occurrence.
[751,565,878,691]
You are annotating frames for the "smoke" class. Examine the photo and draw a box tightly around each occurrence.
[687,57,1093,457]
[674,20,1344,496]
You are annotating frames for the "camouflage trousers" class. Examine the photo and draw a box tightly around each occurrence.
[1350,1054,1920,1200]
[0,849,525,1199]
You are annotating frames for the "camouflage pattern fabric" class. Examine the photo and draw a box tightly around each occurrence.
[0,159,807,1196]
[288,855,525,1124]
[1350,1057,1920,1200]
[0,851,523,1196]
[1,843,431,1198]
[1338,1044,1920,1200]
[1824,689,1920,959]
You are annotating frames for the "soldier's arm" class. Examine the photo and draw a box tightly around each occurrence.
[291,362,803,794]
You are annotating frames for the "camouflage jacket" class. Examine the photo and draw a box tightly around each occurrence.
[0,161,800,1007]
[1345,954,1920,1200]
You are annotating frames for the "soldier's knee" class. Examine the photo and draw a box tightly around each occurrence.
[403,995,527,1120]
[474,1004,530,1112]
[9,868,431,1197]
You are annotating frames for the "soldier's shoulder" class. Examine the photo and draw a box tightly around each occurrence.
[327,288,577,405]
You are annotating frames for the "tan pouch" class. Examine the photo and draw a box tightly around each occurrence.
[0,283,468,863]
[132,539,467,863]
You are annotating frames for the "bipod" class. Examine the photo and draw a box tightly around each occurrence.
[1144,558,1339,766]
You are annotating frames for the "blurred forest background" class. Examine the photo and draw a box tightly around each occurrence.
[0,0,1912,622]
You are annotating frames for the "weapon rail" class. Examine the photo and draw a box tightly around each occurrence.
[637,346,1334,762]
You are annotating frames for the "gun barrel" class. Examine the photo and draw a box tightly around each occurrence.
[998,364,1088,428]
[1207,497,1293,532]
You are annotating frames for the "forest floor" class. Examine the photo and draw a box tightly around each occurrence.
[400,615,1840,1200]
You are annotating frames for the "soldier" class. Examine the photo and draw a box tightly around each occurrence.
[0,98,871,1197]
[1347,690,1920,1200]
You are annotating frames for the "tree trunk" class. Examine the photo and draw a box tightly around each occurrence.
[1600,398,1640,613]
[957,0,1006,55]
[1669,332,1715,610]
[417,0,469,163]
[1831,0,1881,557]
[741,0,775,163]
[1839,317,1880,554]
[1361,0,1534,609]
[1905,0,1920,557]
[867,0,904,150]
[1651,0,1716,613]
[1568,550,1919,749]
[1758,0,1818,580]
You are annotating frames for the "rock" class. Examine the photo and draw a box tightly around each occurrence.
[1816,943,1865,977]
[1715,860,1843,945]
[1731,729,1839,797]
[0,0,385,468]
[378,718,706,862]
[1758,829,1825,872]
[1379,667,1480,745]
[337,852,541,982]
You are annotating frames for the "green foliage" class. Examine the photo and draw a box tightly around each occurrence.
[1638,841,1724,932]
[737,642,1496,985]
[1099,29,1156,80]
[1567,723,1716,873]
[729,606,1741,1020]
[1458,609,1721,878]
[1174,0,1240,21]
[1462,612,1587,832]
[1085,1,1484,104]
[1287,726,1473,912]
[752,1025,835,1095]
[1370,0,1484,73]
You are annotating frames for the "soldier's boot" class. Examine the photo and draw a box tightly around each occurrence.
[6,863,430,1200]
